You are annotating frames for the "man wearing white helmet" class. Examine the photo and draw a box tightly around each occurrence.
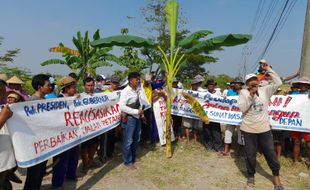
[238,61,284,189]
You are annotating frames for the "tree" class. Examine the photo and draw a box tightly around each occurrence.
[91,0,251,158]
[0,66,34,94]
[41,30,119,79]
[0,37,20,65]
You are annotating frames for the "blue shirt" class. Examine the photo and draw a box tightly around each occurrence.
[227,89,238,96]
[45,93,57,99]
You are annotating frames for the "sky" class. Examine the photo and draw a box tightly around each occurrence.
[0,0,307,78]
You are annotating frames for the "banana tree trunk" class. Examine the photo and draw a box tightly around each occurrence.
[165,75,173,158]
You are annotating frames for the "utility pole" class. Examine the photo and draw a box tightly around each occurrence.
[242,46,250,79]
[300,0,310,78]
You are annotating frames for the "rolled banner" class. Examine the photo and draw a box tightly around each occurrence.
[182,92,209,124]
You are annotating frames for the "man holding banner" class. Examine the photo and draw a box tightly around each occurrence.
[120,72,144,170]
[23,74,52,190]
[52,76,80,189]
[238,62,283,190]
[0,76,14,190]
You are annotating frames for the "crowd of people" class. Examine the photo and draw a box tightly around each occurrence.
[0,59,309,190]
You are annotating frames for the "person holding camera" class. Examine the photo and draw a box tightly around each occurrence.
[238,61,284,190]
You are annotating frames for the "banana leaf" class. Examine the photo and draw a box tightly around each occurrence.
[165,0,178,53]
[41,59,66,66]
[178,30,213,47]
[186,34,252,54]
[49,46,80,57]
[91,35,155,48]
[182,92,209,124]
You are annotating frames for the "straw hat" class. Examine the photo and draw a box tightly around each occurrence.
[191,78,202,85]
[6,90,24,102]
[6,76,24,84]
[60,76,76,89]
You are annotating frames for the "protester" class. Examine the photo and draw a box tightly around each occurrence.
[203,79,223,152]
[194,74,207,92]
[222,82,231,98]
[221,80,244,156]
[140,74,153,145]
[289,77,310,170]
[0,76,15,190]
[95,74,109,92]
[119,72,144,170]
[172,77,183,141]
[6,76,29,101]
[6,90,24,104]
[150,75,165,143]
[182,78,201,144]
[52,76,81,189]
[80,77,100,173]
[45,76,58,99]
[238,61,283,189]
[23,74,51,190]
[98,75,120,161]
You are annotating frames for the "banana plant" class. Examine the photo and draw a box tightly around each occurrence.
[41,30,119,79]
[158,0,185,158]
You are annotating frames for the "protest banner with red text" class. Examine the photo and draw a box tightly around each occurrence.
[6,92,121,168]
[171,90,310,132]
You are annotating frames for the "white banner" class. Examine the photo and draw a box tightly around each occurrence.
[7,92,121,168]
[171,90,310,133]
[153,97,175,145]
[6,88,150,168]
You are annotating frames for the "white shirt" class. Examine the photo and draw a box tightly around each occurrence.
[119,85,142,119]
[238,68,282,133]
[0,125,16,172]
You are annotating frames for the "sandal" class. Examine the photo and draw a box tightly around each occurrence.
[274,183,284,190]
[247,177,255,188]
[218,151,229,156]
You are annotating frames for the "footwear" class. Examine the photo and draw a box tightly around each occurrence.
[274,183,284,190]
[218,151,229,156]
[8,172,22,184]
[125,164,137,170]
[247,177,255,188]
[89,161,102,168]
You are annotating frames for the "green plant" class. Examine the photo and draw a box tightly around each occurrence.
[42,30,119,79]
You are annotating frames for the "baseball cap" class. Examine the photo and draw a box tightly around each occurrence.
[259,59,267,64]
[245,73,258,83]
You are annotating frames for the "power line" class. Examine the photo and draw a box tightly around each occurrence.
[249,0,298,72]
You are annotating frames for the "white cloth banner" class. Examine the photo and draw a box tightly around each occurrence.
[171,90,310,133]
[153,97,175,145]
[6,89,150,168]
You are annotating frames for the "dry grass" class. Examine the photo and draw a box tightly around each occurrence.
[12,140,310,190]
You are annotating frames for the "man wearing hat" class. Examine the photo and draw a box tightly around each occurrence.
[23,74,52,190]
[221,80,244,156]
[202,79,223,152]
[52,76,81,189]
[120,72,144,170]
[0,75,14,190]
[289,77,310,170]
[238,63,283,189]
